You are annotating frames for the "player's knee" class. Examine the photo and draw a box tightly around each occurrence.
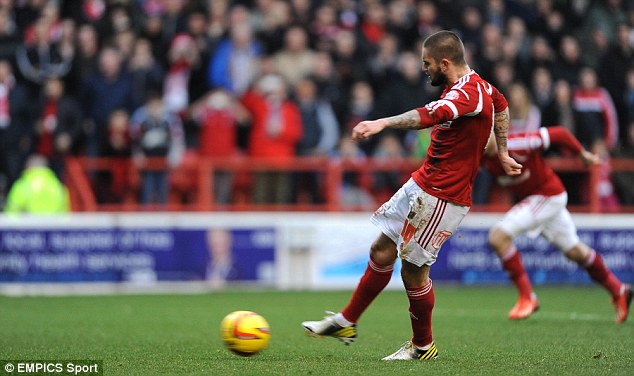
[563,242,589,265]
[488,227,509,251]
[401,262,429,288]
[369,234,397,265]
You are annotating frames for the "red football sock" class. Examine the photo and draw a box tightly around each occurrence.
[500,245,533,300]
[584,249,623,300]
[407,279,434,348]
[341,256,394,323]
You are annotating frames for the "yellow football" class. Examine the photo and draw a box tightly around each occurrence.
[220,311,271,356]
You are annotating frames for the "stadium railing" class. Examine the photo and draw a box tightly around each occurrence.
[63,155,634,213]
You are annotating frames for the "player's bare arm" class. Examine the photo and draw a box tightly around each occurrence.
[352,110,422,140]
[493,108,522,176]
[579,149,601,167]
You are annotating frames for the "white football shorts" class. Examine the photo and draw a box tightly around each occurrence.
[494,191,579,252]
[370,178,469,266]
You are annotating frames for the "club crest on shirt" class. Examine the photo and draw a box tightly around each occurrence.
[431,230,452,251]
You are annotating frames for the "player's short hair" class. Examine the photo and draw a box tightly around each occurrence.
[423,30,466,66]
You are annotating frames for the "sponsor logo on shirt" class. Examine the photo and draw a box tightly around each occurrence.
[444,90,460,100]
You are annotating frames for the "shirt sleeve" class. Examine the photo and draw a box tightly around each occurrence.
[415,80,498,128]
[491,84,508,113]
[544,126,583,154]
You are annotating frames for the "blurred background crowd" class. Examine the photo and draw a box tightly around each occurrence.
[1,0,634,211]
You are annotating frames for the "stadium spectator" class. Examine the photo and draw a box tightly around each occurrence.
[458,6,482,52]
[295,77,340,157]
[483,126,631,323]
[241,74,302,204]
[525,35,556,84]
[580,0,627,45]
[385,0,417,49]
[190,89,246,204]
[159,0,188,49]
[309,3,341,52]
[474,23,503,81]
[251,0,293,54]
[572,67,619,151]
[163,33,199,117]
[376,51,439,124]
[139,12,166,61]
[508,82,541,134]
[598,23,633,147]
[505,16,531,69]
[100,109,132,204]
[0,59,33,191]
[307,51,345,120]
[534,4,567,52]
[272,26,315,87]
[583,25,611,69]
[414,0,441,42]
[343,80,378,154]
[207,17,262,96]
[552,35,583,85]
[372,132,407,201]
[331,135,375,210]
[530,66,554,111]
[331,30,369,91]
[289,0,312,27]
[542,79,575,134]
[367,33,400,90]
[16,14,72,93]
[128,38,164,110]
[60,0,107,31]
[294,76,340,203]
[65,23,99,97]
[491,61,515,95]
[302,30,521,361]
[33,77,82,177]
[130,93,185,205]
[184,9,214,104]
[359,0,387,48]
[0,7,20,63]
[4,154,69,214]
[80,46,134,156]
[484,0,506,30]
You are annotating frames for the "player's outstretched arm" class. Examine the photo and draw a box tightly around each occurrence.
[352,110,422,140]
[579,149,601,167]
[545,126,601,167]
[493,107,522,176]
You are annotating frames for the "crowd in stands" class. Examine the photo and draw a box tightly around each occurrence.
[0,0,633,210]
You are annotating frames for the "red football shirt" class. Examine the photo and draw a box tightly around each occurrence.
[411,71,508,206]
[482,126,584,199]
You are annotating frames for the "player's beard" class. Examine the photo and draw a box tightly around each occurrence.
[429,71,447,87]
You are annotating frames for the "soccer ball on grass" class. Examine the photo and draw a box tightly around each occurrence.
[220,311,271,356]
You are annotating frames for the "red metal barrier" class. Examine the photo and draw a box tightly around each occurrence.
[64,155,634,213]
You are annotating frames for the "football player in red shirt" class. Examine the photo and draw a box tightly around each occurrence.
[482,126,632,323]
[303,30,522,360]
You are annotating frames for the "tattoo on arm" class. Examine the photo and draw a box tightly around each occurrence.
[493,108,510,154]
[383,110,422,130]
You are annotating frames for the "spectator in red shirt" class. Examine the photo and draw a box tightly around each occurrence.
[190,89,248,204]
[241,74,302,204]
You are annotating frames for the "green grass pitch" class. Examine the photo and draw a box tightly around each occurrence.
[1,286,633,376]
